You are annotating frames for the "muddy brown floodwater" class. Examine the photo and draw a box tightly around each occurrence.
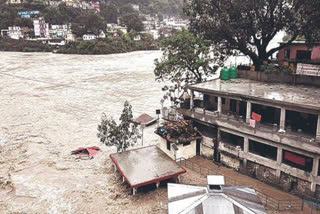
[0,51,174,213]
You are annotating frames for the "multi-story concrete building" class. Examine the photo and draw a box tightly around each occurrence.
[33,17,49,38]
[176,78,320,199]
[1,26,23,40]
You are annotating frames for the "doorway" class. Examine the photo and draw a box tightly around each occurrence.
[196,139,201,156]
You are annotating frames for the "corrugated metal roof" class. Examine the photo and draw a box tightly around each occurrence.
[168,183,266,214]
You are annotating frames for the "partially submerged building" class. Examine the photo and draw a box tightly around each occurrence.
[168,175,266,214]
[176,78,320,199]
[110,146,186,195]
[155,120,202,160]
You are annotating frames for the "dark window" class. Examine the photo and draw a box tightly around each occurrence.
[166,140,171,150]
[229,99,237,113]
[183,141,191,146]
[249,140,277,160]
[220,131,244,149]
[285,110,317,136]
[283,150,313,172]
[222,98,226,105]
[284,49,290,59]
[296,50,311,60]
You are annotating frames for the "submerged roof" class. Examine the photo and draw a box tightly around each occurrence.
[110,146,186,188]
[188,78,320,111]
[135,113,157,125]
[168,183,266,214]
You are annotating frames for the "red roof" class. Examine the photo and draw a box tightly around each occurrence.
[135,113,155,124]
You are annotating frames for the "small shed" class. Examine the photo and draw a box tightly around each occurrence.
[110,145,186,195]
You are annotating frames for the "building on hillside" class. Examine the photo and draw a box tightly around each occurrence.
[106,24,127,37]
[83,34,96,40]
[18,10,40,19]
[131,4,140,11]
[155,120,202,160]
[173,78,320,199]
[47,0,62,7]
[33,17,49,38]
[98,31,106,39]
[49,24,72,39]
[90,1,100,12]
[6,0,24,4]
[168,175,266,214]
[163,17,189,30]
[2,26,23,39]
[66,32,76,41]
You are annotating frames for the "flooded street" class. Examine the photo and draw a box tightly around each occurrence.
[0,51,168,213]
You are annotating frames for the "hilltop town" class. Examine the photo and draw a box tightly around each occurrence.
[0,0,189,53]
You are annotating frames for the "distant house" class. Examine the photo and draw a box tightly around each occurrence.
[49,24,72,39]
[277,41,320,66]
[106,23,127,37]
[98,31,106,39]
[83,34,96,40]
[133,34,141,41]
[131,4,140,11]
[66,33,76,42]
[1,26,23,40]
[6,0,24,4]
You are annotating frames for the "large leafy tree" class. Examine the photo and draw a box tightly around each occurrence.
[97,101,140,152]
[120,13,144,32]
[154,30,226,103]
[185,0,320,70]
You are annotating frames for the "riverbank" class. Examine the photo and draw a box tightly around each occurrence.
[0,36,159,55]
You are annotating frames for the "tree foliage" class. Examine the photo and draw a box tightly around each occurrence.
[119,13,144,32]
[154,30,225,103]
[185,0,320,70]
[97,101,140,152]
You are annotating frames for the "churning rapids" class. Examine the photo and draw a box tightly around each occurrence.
[0,51,170,213]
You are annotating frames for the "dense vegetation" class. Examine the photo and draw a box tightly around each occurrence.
[185,0,320,70]
[0,37,52,52]
[57,33,158,55]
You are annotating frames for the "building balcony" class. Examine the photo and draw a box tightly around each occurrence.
[177,107,320,155]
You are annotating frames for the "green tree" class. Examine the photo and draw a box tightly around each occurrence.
[154,30,225,103]
[185,0,320,70]
[120,13,144,32]
[97,101,140,152]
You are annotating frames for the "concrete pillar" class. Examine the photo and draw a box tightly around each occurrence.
[190,90,194,110]
[217,97,222,113]
[243,138,249,167]
[132,188,137,195]
[122,176,125,183]
[317,114,320,142]
[311,157,319,191]
[113,164,117,173]
[246,101,252,123]
[312,157,319,177]
[156,182,160,189]
[280,108,286,130]
[276,147,283,178]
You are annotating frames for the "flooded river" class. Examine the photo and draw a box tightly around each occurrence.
[0,51,168,213]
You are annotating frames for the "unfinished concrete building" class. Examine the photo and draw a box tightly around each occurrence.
[177,78,320,199]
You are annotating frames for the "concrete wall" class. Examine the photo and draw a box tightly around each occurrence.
[237,69,320,87]
[220,153,241,170]
[159,137,197,160]
[201,136,214,159]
